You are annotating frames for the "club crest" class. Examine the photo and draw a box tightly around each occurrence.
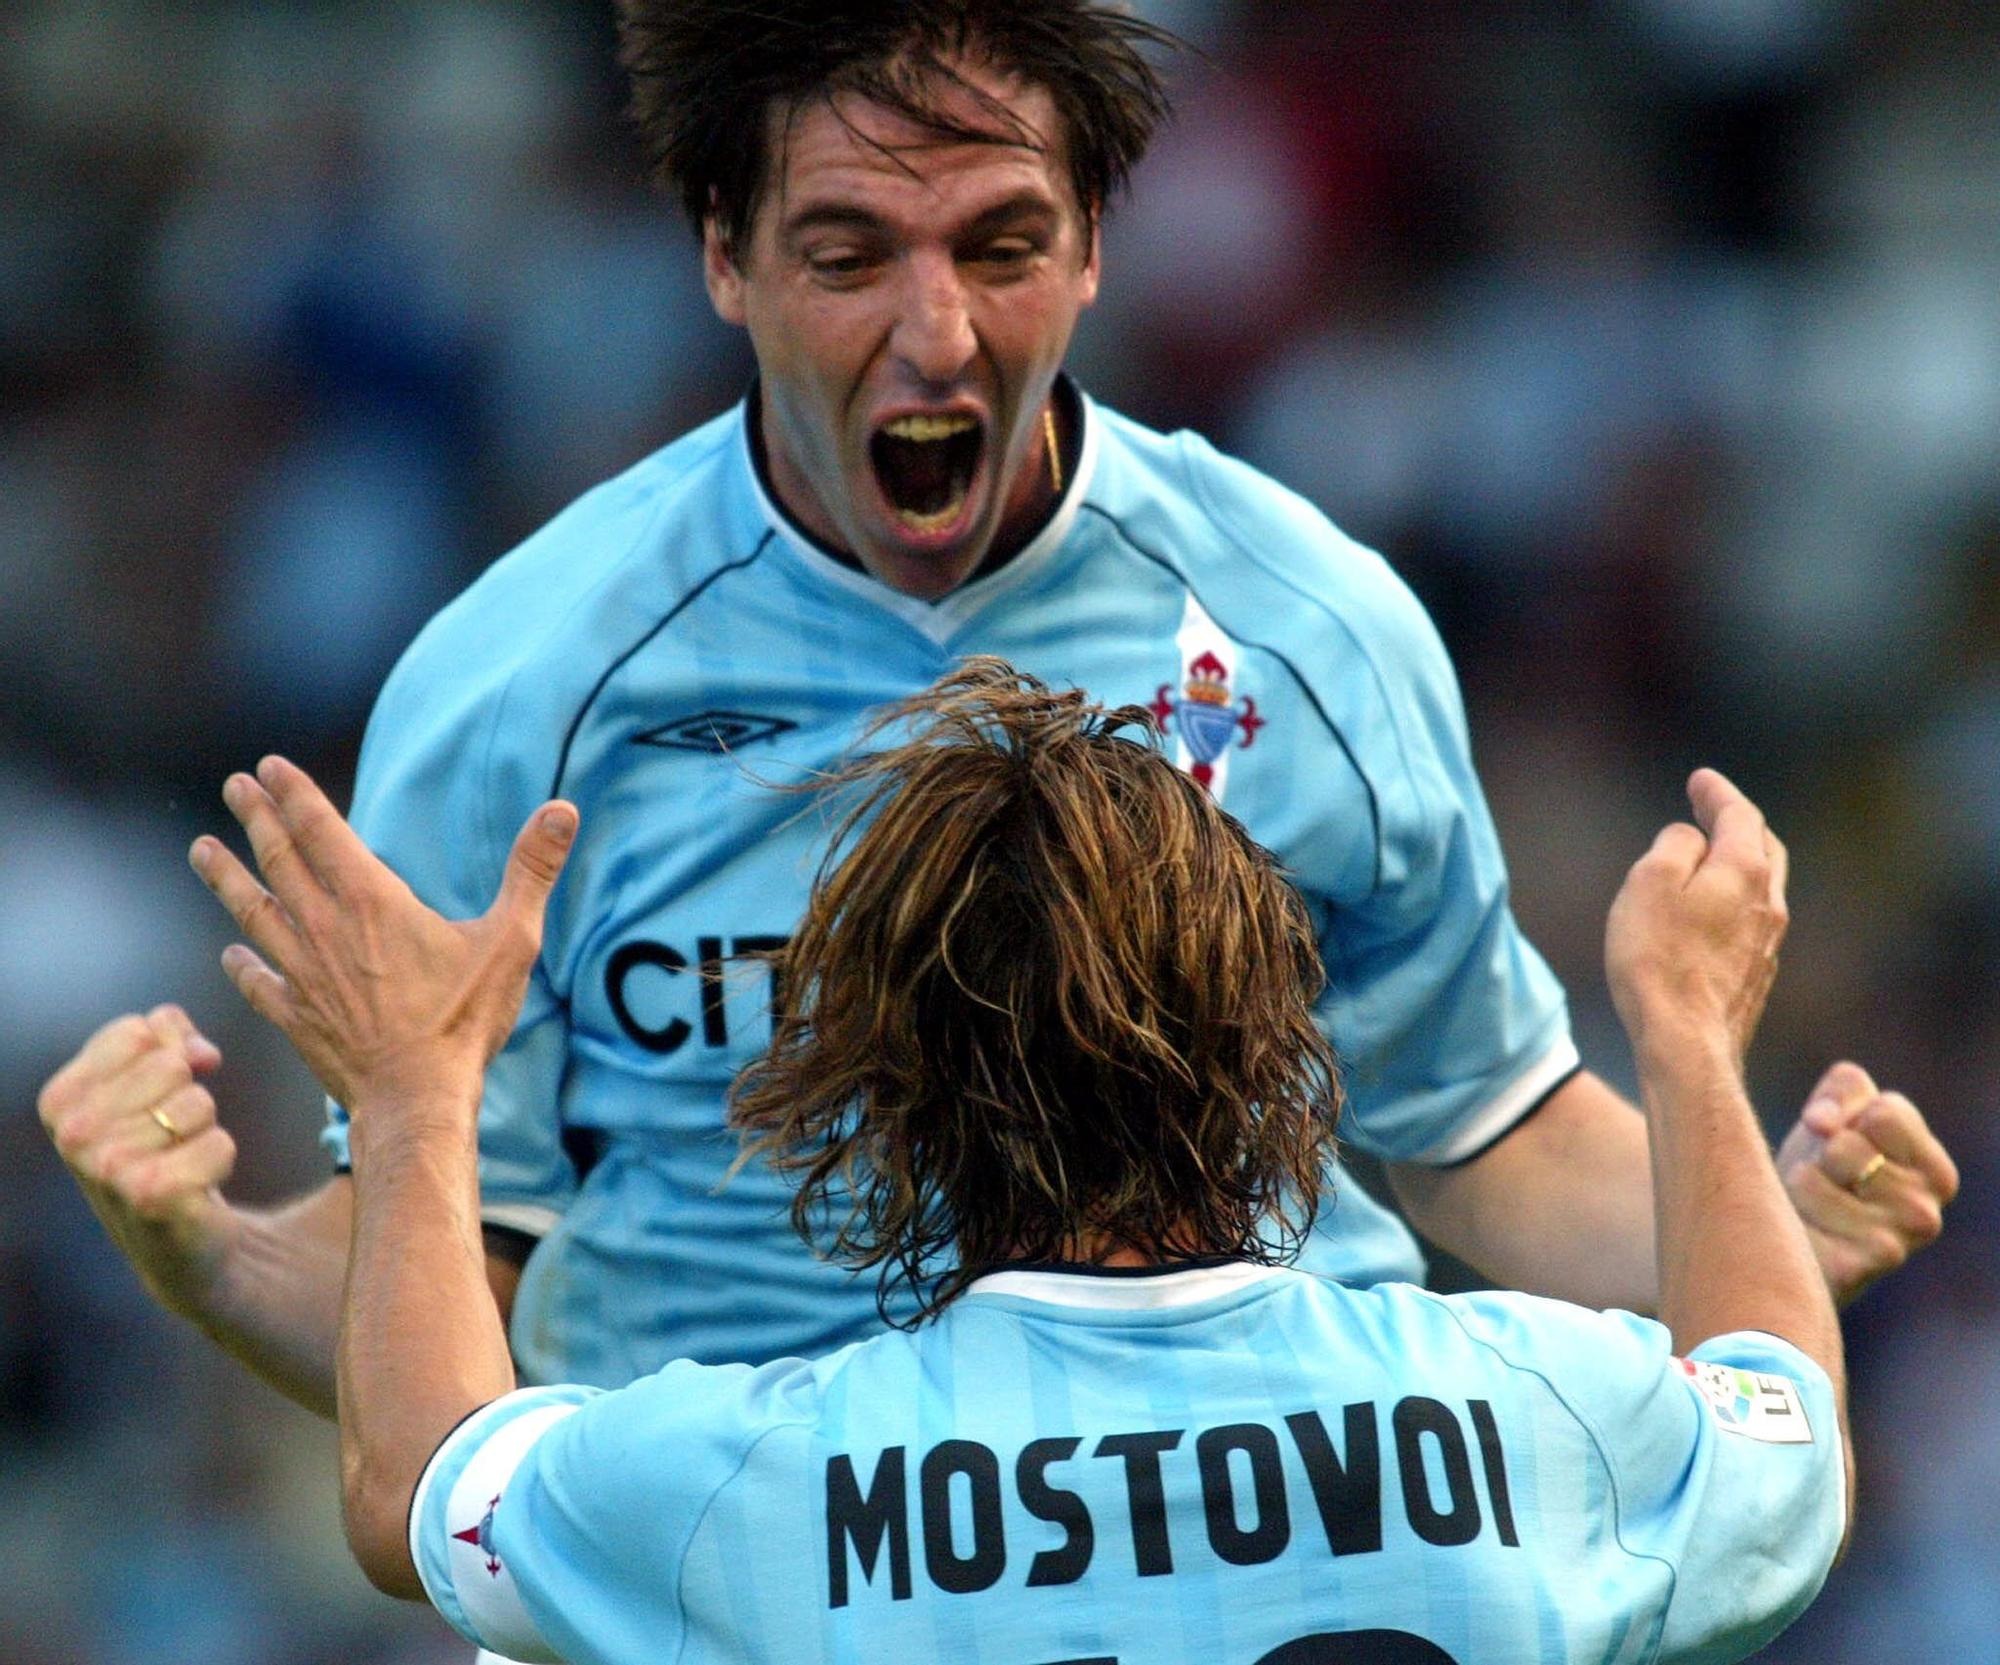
[452,1494,505,1577]
[1151,650,1264,792]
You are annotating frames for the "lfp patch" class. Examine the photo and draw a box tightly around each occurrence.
[1675,1358,1814,1444]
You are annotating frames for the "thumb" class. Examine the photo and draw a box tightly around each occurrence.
[492,801,578,936]
[148,1002,223,1076]
[1800,1059,1878,1137]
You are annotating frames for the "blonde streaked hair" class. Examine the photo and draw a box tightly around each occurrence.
[729,658,1341,1323]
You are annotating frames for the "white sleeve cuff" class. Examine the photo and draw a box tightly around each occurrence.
[412,1390,582,1664]
[1415,1034,1583,1165]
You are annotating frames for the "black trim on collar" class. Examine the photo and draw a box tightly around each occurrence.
[977,1254,1251,1280]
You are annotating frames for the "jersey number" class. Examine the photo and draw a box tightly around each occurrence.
[1042,1635,1459,1665]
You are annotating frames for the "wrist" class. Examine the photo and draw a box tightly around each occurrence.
[1628,1022,1743,1105]
[136,1188,239,1320]
[345,1085,482,1170]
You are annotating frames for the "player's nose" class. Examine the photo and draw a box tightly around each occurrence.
[890,252,977,386]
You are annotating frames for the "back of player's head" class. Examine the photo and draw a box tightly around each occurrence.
[612,0,1179,250]
[729,657,1342,1322]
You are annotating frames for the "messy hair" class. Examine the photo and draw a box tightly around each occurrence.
[729,659,1342,1325]
[613,0,1180,250]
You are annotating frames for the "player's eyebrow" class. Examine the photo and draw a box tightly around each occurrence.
[780,190,1065,247]
[954,192,1064,242]
[781,203,892,243]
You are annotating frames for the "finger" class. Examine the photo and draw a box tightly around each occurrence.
[219,942,299,1033]
[41,1014,161,1115]
[43,1044,195,1163]
[147,1003,223,1077]
[190,836,304,970]
[1798,1125,1946,1262]
[152,1079,219,1145]
[1685,767,1766,874]
[490,802,578,941]
[256,755,379,898]
[116,1125,238,1222]
[1857,1092,1961,1204]
[94,1079,219,1160]
[1799,1060,1879,1136]
[1786,1158,1877,1231]
[1764,825,1790,912]
[1636,821,1707,886]
[1787,1163,1912,1282]
[222,770,328,916]
[1817,1126,1891,1191]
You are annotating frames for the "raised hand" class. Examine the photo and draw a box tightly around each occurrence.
[1777,1059,1958,1304]
[1604,767,1789,1066]
[38,1003,237,1315]
[188,755,577,1121]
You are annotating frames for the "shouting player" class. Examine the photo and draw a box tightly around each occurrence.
[41,0,1950,1446]
[198,662,1846,1662]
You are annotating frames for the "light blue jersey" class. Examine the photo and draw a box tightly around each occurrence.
[411,1264,1842,1665]
[328,387,1577,1379]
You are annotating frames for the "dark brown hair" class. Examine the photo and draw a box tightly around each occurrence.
[729,659,1342,1324]
[612,0,1180,250]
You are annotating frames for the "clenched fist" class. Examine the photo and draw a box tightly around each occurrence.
[38,1004,238,1316]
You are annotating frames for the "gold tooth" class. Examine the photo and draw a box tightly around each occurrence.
[883,414,977,442]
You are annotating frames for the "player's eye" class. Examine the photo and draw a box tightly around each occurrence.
[806,249,881,284]
[971,239,1039,271]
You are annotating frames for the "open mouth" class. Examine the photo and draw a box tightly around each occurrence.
[870,413,984,534]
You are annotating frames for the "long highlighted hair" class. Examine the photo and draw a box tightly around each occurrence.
[729,658,1341,1323]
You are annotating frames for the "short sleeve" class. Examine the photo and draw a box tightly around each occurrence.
[411,1362,807,1663]
[1525,1307,1844,1663]
[1646,1331,1844,1661]
[319,638,578,1234]
[1309,564,1576,1164]
[411,1385,598,1662]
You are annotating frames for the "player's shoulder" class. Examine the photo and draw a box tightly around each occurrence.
[387,404,760,704]
[1085,400,1448,680]
[1322,1278,1678,1422]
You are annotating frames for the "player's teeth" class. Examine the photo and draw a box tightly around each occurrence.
[894,492,968,532]
[884,414,977,442]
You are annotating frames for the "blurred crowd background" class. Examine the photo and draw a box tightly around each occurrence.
[3,0,1996,1658]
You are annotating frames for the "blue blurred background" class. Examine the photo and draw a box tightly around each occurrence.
[2,1,1995,1658]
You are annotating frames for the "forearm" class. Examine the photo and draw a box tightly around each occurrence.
[177,1180,354,1416]
[340,1103,517,1599]
[1639,1036,1841,1375]
[1640,1029,1852,1542]
[1389,1071,1660,1310]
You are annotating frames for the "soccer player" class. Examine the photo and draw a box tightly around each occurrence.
[194,662,1848,1663]
[40,2,1951,1420]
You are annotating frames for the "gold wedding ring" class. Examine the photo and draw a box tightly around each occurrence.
[150,1106,186,1143]
[1850,1151,1887,1195]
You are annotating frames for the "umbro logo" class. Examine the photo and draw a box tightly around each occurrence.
[634,711,798,754]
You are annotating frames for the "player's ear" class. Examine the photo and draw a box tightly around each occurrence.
[704,213,748,326]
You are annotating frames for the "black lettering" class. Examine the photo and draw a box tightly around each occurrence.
[1196,1423,1290,1565]
[1392,1399,1481,1548]
[696,936,727,1047]
[605,941,692,1055]
[826,1448,910,1608]
[1285,1406,1383,1556]
[1255,1632,1460,1664]
[733,934,790,1021]
[1468,1401,1519,1548]
[1018,1436,1093,1587]
[1093,1430,1183,1576]
[920,1440,1006,1595]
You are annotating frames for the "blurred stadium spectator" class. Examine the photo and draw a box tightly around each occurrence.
[3,2,1992,1658]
